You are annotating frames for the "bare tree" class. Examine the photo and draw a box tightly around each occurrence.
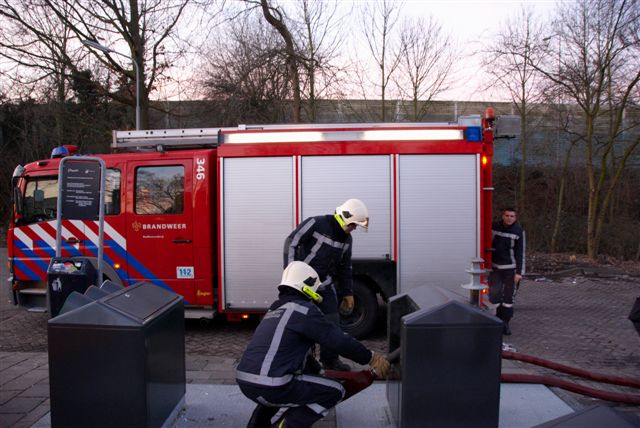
[201,13,290,124]
[482,7,547,225]
[539,0,640,258]
[0,0,83,145]
[549,133,579,253]
[359,0,401,122]
[293,0,345,122]
[41,0,203,129]
[396,15,456,121]
[256,0,302,123]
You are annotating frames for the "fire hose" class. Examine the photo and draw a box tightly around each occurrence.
[502,351,640,388]
[329,349,640,405]
[323,348,403,400]
[501,350,640,405]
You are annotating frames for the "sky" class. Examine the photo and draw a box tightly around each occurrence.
[0,0,565,104]
[393,0,560,101]
[223,0,560,102]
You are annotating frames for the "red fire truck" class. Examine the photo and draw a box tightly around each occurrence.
[7,110,499,337]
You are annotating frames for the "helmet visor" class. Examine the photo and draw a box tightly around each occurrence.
[353,217,369,229]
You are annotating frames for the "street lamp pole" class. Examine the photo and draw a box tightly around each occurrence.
[82,39,141,130]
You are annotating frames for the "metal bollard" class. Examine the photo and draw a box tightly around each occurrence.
[460,257,488,307]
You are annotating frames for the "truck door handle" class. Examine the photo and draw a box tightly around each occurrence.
[66,237,80,244]
[172,239,192,244]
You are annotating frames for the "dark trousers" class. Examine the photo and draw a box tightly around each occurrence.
[238,375,345,428]
[489,268,516,323]
[318,284,340,363]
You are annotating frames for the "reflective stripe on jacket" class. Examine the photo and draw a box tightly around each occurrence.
[236,294,371,386]
[491,221,526,275]
[283,215,353,296]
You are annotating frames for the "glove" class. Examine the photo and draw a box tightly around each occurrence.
[340,295,355,315]
[369,352,391,379]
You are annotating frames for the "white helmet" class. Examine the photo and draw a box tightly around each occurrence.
[335,199,369,231]
[280,261,323,303]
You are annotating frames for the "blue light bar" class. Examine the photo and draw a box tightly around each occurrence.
[465,126,482,142]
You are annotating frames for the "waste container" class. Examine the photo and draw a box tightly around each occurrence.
[387,285,503,428]
[47,257,97,317]
[48,281,185,428]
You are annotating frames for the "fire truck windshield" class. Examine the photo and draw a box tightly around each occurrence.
[20,177,58,224]
[15,169,122,226]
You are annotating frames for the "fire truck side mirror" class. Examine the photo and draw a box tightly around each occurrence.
[11,165,25,216]
[494,115,521,138]
[13,186,23,216]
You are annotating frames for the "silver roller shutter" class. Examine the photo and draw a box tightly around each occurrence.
[222,157,294,309]
[398,154,478,296]
[300,155,392,259]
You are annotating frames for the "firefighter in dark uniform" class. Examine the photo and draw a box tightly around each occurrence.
[236,261,390,428]
[489,207,525,336]
[283,199,369,371]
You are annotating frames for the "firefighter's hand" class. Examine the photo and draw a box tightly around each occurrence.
[340,295,355,315]
[369,352,391,379]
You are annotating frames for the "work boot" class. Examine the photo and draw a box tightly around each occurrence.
[322,358,351,371]
[247,404,279,428]
[503,322,512,336]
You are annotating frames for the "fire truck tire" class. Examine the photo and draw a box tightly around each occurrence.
[340,279,378,339]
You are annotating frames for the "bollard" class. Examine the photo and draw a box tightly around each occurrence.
[460,258,488,307]
[387,285,502,428]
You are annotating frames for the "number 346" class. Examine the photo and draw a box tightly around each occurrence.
[196,158,206,180]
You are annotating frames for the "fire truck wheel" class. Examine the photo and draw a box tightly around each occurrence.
[340,279,378,339]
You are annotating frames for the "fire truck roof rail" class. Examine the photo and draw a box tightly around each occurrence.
[231,121,457,130]
[112,116,481,151]
[112,128,226,151]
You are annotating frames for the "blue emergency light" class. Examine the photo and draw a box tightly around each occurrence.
[465,126,482,142]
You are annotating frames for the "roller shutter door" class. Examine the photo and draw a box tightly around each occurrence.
[221,157,293,309]
[300,155,392,259]
[398,154,478,296]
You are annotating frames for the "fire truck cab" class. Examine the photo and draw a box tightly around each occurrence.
[8,112,497,338]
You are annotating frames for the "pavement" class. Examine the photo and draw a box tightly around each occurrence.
[1,246,640,427]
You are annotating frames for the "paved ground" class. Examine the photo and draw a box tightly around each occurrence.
[1,246,639,427]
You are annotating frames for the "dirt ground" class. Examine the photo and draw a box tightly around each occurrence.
[527,251,640,277]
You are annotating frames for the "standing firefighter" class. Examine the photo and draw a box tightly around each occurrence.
[489,208,526,336]
[283,199,369,371]
[236,261,390,428]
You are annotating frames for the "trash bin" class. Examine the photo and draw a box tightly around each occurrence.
[48,281,185,428]
[387,285,503,428]
[47,257,97,317]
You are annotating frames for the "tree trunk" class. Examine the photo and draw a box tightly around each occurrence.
[260,0,301,123]
[54,71,66,147]
[518,97,527,223]
[550,142,575,253]
[381,69,386,122]
[585,115,598,259]
[307,56,316,122]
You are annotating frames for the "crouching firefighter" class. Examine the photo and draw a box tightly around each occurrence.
[236,261,391,428]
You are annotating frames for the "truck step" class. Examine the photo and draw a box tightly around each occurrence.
[18,288,47,312]
[185,308,216,320]
[18,288,47,295]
